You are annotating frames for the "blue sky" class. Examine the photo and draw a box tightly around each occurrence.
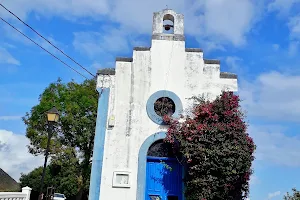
[1,0,300,199]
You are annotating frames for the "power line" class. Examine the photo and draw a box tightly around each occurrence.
[0,3,95,78]
[0,17,89,79]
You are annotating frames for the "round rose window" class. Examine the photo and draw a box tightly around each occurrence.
[146,90,182,125]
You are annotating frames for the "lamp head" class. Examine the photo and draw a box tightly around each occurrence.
[46,107,59,123]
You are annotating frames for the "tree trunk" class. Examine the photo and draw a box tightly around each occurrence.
[76,188,83,200]
[82,191,88,200]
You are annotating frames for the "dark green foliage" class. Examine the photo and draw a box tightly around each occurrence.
[284,188,300,200]
[22,78,98,200]
[165,91,255,200]
[19,162,78,198]
[20,167,52,193]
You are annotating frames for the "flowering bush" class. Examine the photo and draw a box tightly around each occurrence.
[164,91,255,200]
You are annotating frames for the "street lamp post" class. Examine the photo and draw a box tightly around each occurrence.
[38,107,59,200]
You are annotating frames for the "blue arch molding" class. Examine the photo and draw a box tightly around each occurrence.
[88,88,110,200]
[136,132,167,200]
[136,132,185,200]
[146,90,183,125]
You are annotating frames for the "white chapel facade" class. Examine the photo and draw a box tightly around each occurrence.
[89,9,238,200]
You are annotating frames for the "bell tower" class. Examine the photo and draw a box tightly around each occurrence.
[152,9,185,41]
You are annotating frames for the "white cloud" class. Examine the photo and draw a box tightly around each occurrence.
[272,44,280,51]
[0,116,21,120]
[1,0,110,21]
[267,191,281,199]
[91,62,103,69]
[240,71,300,167]
[72,32,104,57]
[250,174,260,186]
[73,27,129,57]
[288,15,300,39]
[109,0,185,34]
[0,130,43,181]
[0,47,20,65]
[249,125,300,167]
[1,0,261,50]
[112,0,259,48]
[288,41,300,56]
[240,71,300,121]
[70,0,260,55]
[196,40,226,52]
[3,43,16,49]
[268,0,300,15]
[91,61,114,69]
[286,16,300,57]
[225,56,243,73]
[200,0,256,46]
[113,0,259,46]
[0,23,32,46]
[36,35,67,55]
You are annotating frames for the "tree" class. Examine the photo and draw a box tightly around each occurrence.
[164,91,256,200]
[20,166,53,192]
[20,159,79,199]
[284,188,300,200]
[20,166,53,200]
[22,78,98,200]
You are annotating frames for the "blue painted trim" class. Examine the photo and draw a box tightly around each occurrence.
[137,132,185,200]
[136,132,167,200]
[88,88,110,200]
[146,90,183,125]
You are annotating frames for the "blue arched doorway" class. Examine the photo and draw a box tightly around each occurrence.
[145,139,183,200]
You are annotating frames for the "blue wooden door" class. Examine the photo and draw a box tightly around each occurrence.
[146,156,182,200]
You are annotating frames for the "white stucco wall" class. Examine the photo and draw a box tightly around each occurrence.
[96,9,238,200]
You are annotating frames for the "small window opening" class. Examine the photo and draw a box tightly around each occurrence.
[154,97,175,117]
[163,14,174,34]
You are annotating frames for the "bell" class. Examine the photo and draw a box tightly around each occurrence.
[163,24,173,31]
